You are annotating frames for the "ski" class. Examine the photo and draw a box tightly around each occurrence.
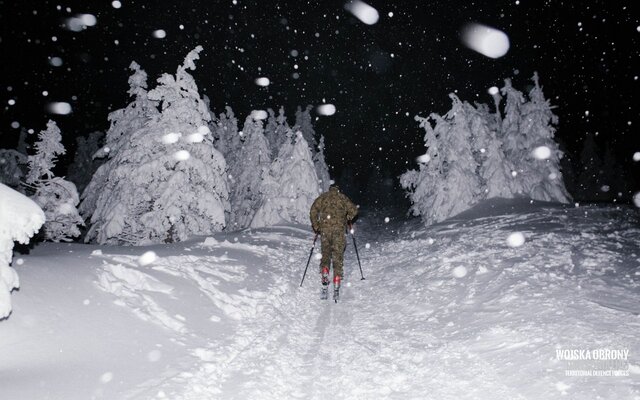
[333,286,339,303]
[321,286,328,300]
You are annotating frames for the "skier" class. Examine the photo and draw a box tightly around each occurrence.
[309,184,358,301]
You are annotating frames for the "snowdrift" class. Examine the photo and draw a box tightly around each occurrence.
[0,199,638,399]
[0,183,45,319]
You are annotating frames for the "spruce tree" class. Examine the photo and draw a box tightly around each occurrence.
[313,135,331,192]
[80,61,159,220]
[500,78,528,196]
[294,105,318,155]
[251,130,320,228]
[85,47,229,245]
[229,115,271,229]
[520,72,571,203]
[26,120,83,242]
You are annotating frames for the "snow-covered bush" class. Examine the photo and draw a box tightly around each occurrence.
[84,46,230,245]
[0,183,45,319]
[402,73,570,225]
[251,131,320,228]
[229,115,271,230]
[26,120,83,242]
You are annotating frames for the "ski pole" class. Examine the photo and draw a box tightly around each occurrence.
[349,224,365,280]
[299,233,319,287]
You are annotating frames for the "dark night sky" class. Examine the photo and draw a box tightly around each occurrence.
[0,0,638,202]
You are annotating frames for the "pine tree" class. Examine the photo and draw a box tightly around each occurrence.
[466,102,514,199]
[520,72,571,203]
[229,115,271,229]
[251,130,320,228]
[80,61,159,220]
[400,115,442,223]
[401,95,481,225]
[85,47,230,245]
[313,135,331,192]
[264,108,278,158]
[26,120,83,242]
[294,105,317,156]
[214,106,241,166]
[500,78,528,196]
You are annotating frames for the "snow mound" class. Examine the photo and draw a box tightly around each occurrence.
[0,183,45,319]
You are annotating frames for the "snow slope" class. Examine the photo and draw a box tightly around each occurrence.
[1,199,638,399]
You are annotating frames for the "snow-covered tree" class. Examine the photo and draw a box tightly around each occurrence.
[214,106,241,166]
[26,120,83,242]
[500,78,528,196]
[402,95,482,225]
[466,102,514,199]
[294,105,317,155]
[313,135,331,192]
[520,72,571,203]
[265,107,290,159]
[0,183,45,319]
[251,130,320,228]
[400,115,442,223]
[85,46,230,245]
[80,61,159,220]
[229,115,271,229]
[67,131,104,194]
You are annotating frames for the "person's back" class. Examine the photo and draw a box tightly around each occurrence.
[310,186,357,234]
[309,185,357,300]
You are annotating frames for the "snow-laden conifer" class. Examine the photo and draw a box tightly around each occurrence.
[229,115,271,229]
[85,47,229,245]
[26,120,83,242]
[251,131,320,228]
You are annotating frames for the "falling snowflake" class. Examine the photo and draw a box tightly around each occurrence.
[138,251,157,266]
[506,232,525,247]
[344,0,379,25]
[316,104,336,116]
[461,23,510,58]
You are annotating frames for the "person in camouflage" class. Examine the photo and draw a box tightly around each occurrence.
[309,185,358,290]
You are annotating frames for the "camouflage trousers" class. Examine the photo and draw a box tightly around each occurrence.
[319,228,346,278]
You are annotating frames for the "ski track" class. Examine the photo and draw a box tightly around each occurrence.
[91,205,639,399]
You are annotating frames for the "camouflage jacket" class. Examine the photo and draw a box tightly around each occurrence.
[309,187,358,234]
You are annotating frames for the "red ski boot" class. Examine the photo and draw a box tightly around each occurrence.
[333,275,341,303]
[320,266,330,300]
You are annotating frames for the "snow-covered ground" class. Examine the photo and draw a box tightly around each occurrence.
[1,199,639,399]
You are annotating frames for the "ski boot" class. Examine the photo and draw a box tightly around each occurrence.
[320,266,330,300]
[333,275,341,303]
